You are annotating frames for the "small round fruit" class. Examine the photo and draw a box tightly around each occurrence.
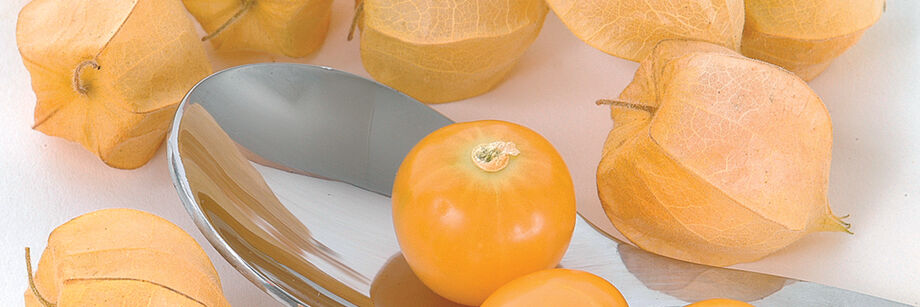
[392,120,576,306]
[686,298,755,307]
[481,269,628,307]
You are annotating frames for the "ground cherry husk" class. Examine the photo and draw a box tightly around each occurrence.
[596,40,850,267]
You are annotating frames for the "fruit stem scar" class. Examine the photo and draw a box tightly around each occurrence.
[25,247,56,307]
[596,99,658,114]
[202,0,254,42]
[72,59,100,95]
[471,141,519,172]
[347,0,364,41]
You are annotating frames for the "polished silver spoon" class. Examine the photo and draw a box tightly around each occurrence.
[166,63,905,307]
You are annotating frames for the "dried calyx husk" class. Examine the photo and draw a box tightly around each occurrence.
[741,0,886,81]
[596,40,851,267]
[350,0,548,103]
[545,0,745,62]
[184,0,333,57]
[16,0,211,169]
[25,209,231,306]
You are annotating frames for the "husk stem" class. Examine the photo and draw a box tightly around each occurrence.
[596,99,658,114]
[202,0,254,42]
[26,247,55,307]
[72,60,100,95]
[347,0,364,41]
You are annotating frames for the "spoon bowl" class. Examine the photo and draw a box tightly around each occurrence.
[166,63,906,307]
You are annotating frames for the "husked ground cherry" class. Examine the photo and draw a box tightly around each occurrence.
[481,269,628,307]
[392,120,576,306]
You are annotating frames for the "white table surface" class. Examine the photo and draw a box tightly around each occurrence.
[1,0,917,306]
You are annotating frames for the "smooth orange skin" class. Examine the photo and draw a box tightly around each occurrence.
[686,298,755,307]
[481,269,628,307]
[392,120,576,306]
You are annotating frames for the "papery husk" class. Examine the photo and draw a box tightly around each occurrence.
[354,0,548,103]
[24,208,231,306]
[16,0,211,169]
[184,0,333,57]
[596,40,850,266]
[741,0,886,81]
[545,0,745,62]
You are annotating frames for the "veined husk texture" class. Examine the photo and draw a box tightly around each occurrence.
[545,0,745,62]
[184,0,333,57]
[25,209,231,306]
[16,0,211,169]
[597,40,850,266]
[357,0,548,103]
[741,0,885,81]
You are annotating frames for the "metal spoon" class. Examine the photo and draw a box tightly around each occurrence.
[166,63,905,307]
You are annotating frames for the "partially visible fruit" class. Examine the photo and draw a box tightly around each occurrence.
[741,0,885,80]
[481,269,629,307]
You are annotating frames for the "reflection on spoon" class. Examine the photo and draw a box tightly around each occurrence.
[179,103,371,305]
[170,64,908,307]
[371,253,468,307]
[618,244,788,303]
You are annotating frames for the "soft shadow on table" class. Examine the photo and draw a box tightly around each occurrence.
[618,244,788,303]
[206,48,322,71]
[765,0,914,267]
[370,246,790,306]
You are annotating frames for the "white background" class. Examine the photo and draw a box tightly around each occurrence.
[1,0,917,306]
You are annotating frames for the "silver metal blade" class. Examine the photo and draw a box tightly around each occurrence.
[167,63,907,307]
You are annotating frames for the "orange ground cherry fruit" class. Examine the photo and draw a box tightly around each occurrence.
[686,298,755,307]
[392,120,576,306]
[481,269,628,307]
